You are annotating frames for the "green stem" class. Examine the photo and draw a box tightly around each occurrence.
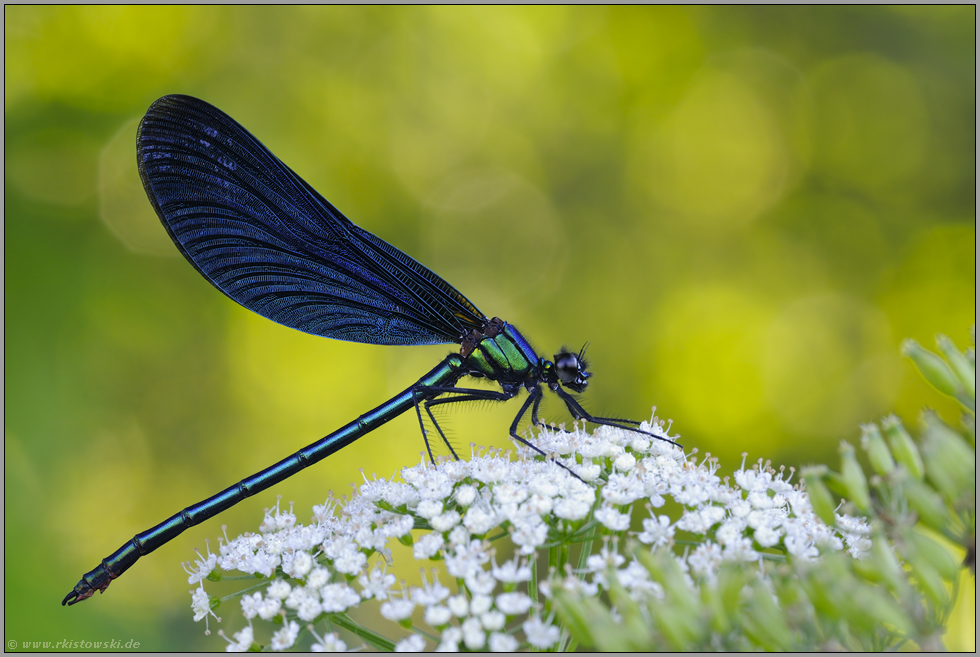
[217,580,268,604]
[326,612,396,652]
[528,557,538,607]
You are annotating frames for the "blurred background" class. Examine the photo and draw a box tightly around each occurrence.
[5,6,974,651]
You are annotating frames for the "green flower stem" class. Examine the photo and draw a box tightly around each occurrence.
[326,612,396,652]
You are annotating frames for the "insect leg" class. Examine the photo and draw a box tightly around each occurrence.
[411,385,514,463]
[552,386,681,448]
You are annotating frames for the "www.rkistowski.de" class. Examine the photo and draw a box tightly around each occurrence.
[8,639,141,650]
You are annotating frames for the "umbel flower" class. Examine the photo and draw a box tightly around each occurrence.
[191,329,972,650]
[186,411,871,652]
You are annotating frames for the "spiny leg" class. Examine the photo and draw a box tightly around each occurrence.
[521,391,647,429]
[506,387,585,482]
[528,386,643,442]
[414,385,585,480]
[529,389,546,428]
[411,387,441,465]
[412,385,514,464]
[553,386,682,448]
[423,401,458,461]
[424,392,508,462]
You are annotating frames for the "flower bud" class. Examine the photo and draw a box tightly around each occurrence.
[742,582,793,651]
[902,339,959,397]
[860,423,895,475]
[773,575,810,621]
[869,530,905,593]
[936,334,975,400]
[839,442,871,514]
[550,589,597,648]
[801,467,838,526]
[845,581,913,634]
[606,573,650,646]
[801,555,848,619]
[701,575,731,634]
[850,548,888,589]
[882,415,924,479]
[635,547,702,646]
[713,564,748,632]
[921,412,976,505]
[649,594,702,650]
[903,549,949,607]
[908,530,961,581]
[903,477,953,535]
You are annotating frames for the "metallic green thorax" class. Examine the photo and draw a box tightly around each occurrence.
[464,321,539,383]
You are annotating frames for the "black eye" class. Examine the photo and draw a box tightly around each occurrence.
[554,350,590,392]
[555,352,578,379]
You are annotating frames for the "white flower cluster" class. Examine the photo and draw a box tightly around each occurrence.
[187,418,869,651]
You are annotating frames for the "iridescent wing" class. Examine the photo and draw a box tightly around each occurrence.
[138,94,486,345]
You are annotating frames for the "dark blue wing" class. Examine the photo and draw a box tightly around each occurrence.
[137,95,486,346]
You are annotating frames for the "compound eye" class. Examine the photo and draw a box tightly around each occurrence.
[554,351,589,392]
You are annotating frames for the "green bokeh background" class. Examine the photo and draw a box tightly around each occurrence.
[5,6,974,651]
